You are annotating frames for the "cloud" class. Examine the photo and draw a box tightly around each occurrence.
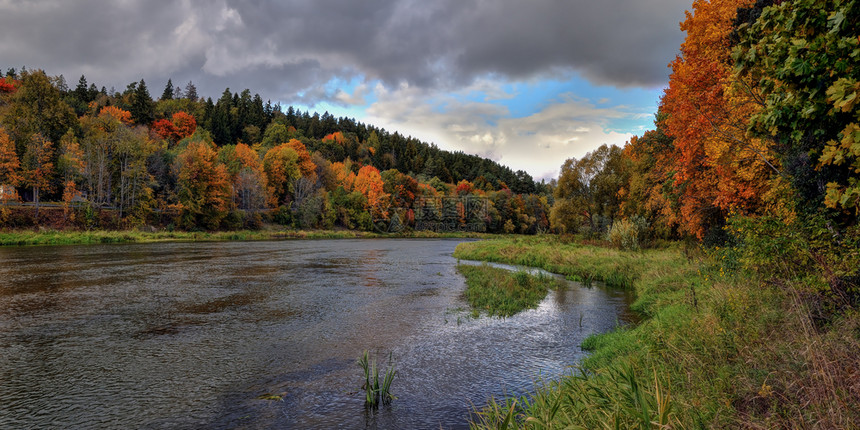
[0,0,689,100]
[333,82,370,106]
[0,1,673,178]
[364,83,638,180]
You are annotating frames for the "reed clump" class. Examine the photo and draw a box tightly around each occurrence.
[358,350,396,408]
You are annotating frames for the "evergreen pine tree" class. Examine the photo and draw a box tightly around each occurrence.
[130,79,155,125]
[184,81,198,102]
[161,79,174,101]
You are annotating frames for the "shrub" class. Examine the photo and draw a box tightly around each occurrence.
[606,216,649,250]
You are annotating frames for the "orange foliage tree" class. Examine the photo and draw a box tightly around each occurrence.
[322,131,347,145]
[100,106,133,125]
[263,144,301,207]
[171,112,197,140]
[455,179,475,196]
[176,139,232,229]
[330,160,356,191]
[284,139,317,177]
[0,127,21,203]
[659,0,779,238]
[151,112,197,144]
[353,165,388,217]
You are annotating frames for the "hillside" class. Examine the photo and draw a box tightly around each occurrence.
[0,71,550,233]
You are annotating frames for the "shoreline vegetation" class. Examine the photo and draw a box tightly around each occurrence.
[0,226,495,247]
[455,236,860,429]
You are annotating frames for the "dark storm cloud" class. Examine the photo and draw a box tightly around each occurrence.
[0,0,689,101]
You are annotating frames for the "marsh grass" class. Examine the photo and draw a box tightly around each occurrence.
[457,264,564,317]
[473,363,677,430]
[462,235,860,428]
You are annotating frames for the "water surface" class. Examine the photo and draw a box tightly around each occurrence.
[0,239,634,429]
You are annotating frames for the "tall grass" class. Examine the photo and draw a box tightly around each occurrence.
[358,350,396,407]
[473,363,676,429]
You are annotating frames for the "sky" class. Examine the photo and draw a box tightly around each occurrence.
[0,0,692,181]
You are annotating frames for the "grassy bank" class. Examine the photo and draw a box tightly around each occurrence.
[457,236,860,428]
[0,228,495,247]
[457,264,565,317]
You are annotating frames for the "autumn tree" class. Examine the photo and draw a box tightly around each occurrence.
[57,129,85,218]
[176,139,231,229]
[151,119,176,141]
[0,75,17,94]
[284,139,316,177]
[263,144,301,207]
[151,112,197,144]
[0,127,21,204]
[171,112,197,140]
[619,121,680,238]
[322,131,347,145]
[455,179,475,196]
[660,0,782,238]
[100,106,133,125]
[79,107,133,206]
[353,165,388,218]
[1,69,77,155]
[330,160,357,191]
[382,168,419,209]
[220,142,268,211]
[21,133,54,217]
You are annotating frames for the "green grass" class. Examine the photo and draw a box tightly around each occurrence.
[461,235,860,428]
[0,228,497,247]
[453,235,672,289]
[457,264,565,317]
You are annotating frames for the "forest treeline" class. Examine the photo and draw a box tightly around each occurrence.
[550,0,858,251]
[0,68,550,233]
[1,0,856,247]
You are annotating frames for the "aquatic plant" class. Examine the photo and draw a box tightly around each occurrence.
[358,350,396,407]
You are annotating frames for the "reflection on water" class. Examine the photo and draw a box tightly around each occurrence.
[0,239,634,429]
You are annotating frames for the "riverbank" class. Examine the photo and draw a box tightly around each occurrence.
[455,236,860,428]
[0,227,495,247]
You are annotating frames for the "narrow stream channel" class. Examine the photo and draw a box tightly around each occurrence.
[0,239,634,429]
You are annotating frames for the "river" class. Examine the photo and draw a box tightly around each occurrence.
[0,238,634,429]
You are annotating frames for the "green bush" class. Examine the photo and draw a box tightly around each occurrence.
[606,216,649,251]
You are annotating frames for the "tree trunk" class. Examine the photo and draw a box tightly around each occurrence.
[33,186,39,218]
